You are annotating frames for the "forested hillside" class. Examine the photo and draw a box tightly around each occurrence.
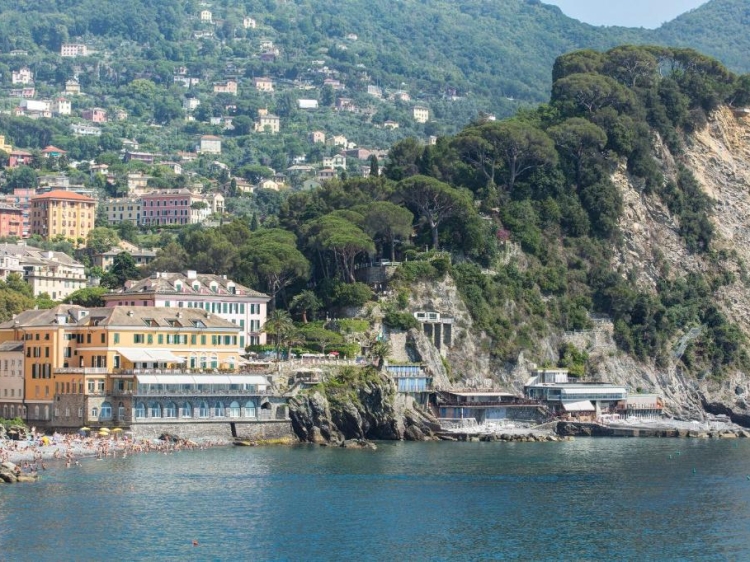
[0,0,746,122]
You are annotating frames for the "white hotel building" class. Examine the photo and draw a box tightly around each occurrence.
[101,271,270,347]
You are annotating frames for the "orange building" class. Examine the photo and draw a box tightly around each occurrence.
[30,190,96,243]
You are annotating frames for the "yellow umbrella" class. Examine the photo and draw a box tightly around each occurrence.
[111,428,123,433]
[98,428,111,434]
[79,427,91,431]
[98,431,110,437]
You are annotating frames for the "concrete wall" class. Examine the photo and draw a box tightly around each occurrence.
[129,420,294,441]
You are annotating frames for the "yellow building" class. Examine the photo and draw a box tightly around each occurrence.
[0,305,258,428]
[30,190,97,243]
[0,135,12,154]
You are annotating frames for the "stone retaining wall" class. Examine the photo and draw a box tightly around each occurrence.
[129,420,294,441]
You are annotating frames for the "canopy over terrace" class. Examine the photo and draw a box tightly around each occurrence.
[134,374,270,395]
[115,348,186,363]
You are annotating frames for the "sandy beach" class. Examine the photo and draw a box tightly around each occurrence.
[0,433,231,470]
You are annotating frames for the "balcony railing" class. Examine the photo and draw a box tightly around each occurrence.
[54,367,109,375]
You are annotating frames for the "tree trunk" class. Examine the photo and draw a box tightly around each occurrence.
[431,221,439,250]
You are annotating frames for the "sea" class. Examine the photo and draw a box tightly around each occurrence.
[1,438,749,561]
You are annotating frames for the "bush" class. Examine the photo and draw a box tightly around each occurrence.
[332,282,373,307]
[383,310,419,331]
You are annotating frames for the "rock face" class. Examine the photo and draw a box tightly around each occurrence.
[393,107,750,427]
[0,461,38,484]
[288,370,440,444]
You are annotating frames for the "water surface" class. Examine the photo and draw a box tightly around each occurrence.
[1,439,749,561]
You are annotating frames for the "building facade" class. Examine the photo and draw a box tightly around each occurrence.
[102,270,270,346]
[0,305,249,428]
[0,341,25,422]
[0,204,24,238]
[30,190,97,243]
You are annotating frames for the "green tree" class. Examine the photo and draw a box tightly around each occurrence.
[307,214,375,283]
[263,309,294,361]
[290,289,322,323]
[548,118,608,187]
[397,175,472,250]
[86,227,120,254]
[64,287,108,307]
[362,201,414,261]
[101,252,140,289]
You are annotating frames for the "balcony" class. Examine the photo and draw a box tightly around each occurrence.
[54,367,109,375]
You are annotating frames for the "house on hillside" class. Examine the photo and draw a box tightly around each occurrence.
[254,77,274,92]
[198,135,222,154]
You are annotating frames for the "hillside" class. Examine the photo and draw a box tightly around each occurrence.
[654,0,750,73]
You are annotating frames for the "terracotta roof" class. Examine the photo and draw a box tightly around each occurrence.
[0,304,240,330]
[201,135,221,140]
[104,271,269,300]
[42,146,66,153]
[31,190,95,202]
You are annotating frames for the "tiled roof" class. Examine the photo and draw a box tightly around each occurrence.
[31,190,95,202]
[0,304,239,330]
[105,271,269,300]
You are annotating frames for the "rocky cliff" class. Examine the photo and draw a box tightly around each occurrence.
[394,107,750,426]
[288,369,441,443]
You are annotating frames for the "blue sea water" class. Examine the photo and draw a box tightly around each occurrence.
[1,438,750,561]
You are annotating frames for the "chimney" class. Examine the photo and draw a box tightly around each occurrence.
[127,310,134,317]
[186,270,197,279]
[176,312,182,318]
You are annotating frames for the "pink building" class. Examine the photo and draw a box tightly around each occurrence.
[82,108,107,123]
[140,189,200,226]
[0,204,23,238]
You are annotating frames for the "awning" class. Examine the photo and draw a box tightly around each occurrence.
[135,374,269,386]
[562,400,595,412]
[116,348,186,364]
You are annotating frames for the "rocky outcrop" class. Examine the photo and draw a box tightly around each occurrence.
[0,461,38,484]
[288,370,440,444]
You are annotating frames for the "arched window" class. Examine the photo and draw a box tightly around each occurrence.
[214,401,225,417]
[91,407,98,419]
[200,355,207,369]
[198,401,209,418]
[2,405,6,418]
[149,402,161,418]
[44,406,49,420]
[190,355,197,369]
[10,405,15,418]
[244,400,256,418]
[210,354,218,369]
[181,402,192,418]
[100,402,112,419]
[118,402,125,420]
[228,401,240,418]
[135,402,146,419]
[164,402,177,418]
[229,356,236,370]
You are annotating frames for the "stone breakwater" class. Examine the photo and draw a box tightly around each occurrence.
[556,421,750,439]
[438,431,569,443]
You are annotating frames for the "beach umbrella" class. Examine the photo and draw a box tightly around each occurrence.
[111,428,123,432]
[79,427,91,431]
[98,428,110,434]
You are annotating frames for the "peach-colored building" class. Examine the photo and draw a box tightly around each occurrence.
[0,204,23,238]
[82,108,107,123]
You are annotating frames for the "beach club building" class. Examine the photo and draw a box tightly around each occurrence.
[523,368,628,419]
[101,270,270,346]
[0,305,280,430]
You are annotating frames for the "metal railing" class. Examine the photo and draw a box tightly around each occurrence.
[54,367,109,375]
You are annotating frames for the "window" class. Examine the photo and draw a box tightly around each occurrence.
[198,401,209,418]
[181,402,192,418]
[201,335,206,345]
[134,334,145,344]
[91,407,98,418]
[191,335,196,345]
[214,401,225,417]
[135,402,145,419]
[147,334,153,344]
[149,402,162,418]
[228,401,241,418]
[164,402,176,418]
[100,402,112,419]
